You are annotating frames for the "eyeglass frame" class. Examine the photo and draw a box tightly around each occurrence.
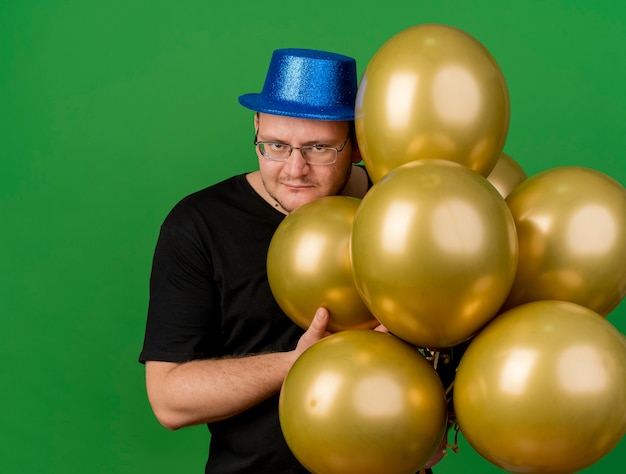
[253,131,351,166]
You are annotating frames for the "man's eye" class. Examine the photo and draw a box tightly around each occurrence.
[310,145,328,153]
[269,143,285,151]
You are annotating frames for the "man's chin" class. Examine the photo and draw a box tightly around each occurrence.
[280,194,321,213]
[265,186,314,213]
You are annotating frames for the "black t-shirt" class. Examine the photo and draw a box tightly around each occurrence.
[139,173,308,473]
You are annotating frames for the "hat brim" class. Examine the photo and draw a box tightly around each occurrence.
[238,94,355,121]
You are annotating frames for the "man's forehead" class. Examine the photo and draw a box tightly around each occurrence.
[256,112,350,133]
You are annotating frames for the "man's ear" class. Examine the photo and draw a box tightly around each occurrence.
[254,112,259,131]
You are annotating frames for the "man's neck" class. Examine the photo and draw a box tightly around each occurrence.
[340,165,370,199]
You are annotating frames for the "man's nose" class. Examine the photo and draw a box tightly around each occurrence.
[283,148,310,175]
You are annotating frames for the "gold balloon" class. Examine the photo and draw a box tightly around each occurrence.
[453,300,626,473]
[355,23,510,183]
[267,196,377,332]
[351,159,518,348]
[486,152,528,198]
[279,330,448,474]
[503,166,626,316]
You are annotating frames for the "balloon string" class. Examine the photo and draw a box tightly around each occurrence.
[432,350,440,370]
[423,347,462,457]
[448,421,461,454]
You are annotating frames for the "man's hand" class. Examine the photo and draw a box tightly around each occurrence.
[294,307,332,357]
[373,322,389,333]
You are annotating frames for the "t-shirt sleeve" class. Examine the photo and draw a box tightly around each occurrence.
[139,220,222,363]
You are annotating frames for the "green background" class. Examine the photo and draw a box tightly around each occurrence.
[1,0,624,472]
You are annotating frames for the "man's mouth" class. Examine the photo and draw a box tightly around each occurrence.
[281,182,313,190]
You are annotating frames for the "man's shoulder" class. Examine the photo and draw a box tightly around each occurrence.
[159,174,247,228]
[173,173,250,211]
[183,173,247,203]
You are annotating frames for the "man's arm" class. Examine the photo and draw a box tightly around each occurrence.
[145,308,330,430]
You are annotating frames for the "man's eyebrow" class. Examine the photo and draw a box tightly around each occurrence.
[256,133,340,146]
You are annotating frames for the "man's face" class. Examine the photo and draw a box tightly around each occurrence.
[255,113,357,214]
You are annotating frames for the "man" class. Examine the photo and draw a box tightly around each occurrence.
[139,48,371,472]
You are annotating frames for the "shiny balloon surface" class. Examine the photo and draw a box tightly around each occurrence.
[355,23,510,183]
[454,300,626,473]
[267,196,377,332]
[503,166,626,316]
[351,159,518,348]
[280,330,447,474]
[486,152,528,198]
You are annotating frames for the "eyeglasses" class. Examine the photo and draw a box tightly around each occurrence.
[254,132,350,165]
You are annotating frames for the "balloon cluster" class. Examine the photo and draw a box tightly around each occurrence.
[268,23,626,474]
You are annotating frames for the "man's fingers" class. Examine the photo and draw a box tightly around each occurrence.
[308,307,330,335]
[294,308,331,357]
[373,323,389,333]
